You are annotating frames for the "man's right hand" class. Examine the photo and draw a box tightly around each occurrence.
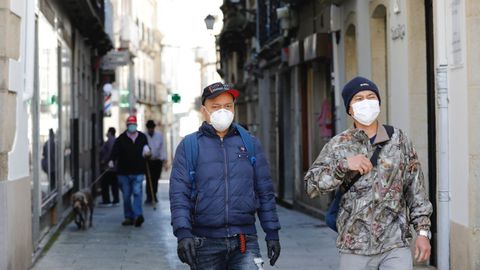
[177,238,196,269]
[347,155,373,175]
[108,160,114,169]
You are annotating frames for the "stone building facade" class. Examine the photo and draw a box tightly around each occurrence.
[217,0,480,268]
[0,0,112,268]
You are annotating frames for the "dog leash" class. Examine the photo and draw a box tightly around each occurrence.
[90,169,111,187]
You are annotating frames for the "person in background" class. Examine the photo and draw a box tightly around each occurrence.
[99,127,120,207]
[145,120,167,204]
[41,128,57,191]
[109,115,151,227]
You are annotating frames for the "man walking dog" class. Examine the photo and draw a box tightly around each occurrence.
[304,76,433,270]
[109,115,151,227]
[170,82,281,270]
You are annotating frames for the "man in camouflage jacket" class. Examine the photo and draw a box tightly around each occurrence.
[304,76,433,270]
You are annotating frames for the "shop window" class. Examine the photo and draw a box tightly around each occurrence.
[143,80,147,100]
[153,85,157,102]
[60,44,73,192]
[301,62,334,171]
[38,14,59,200]
[137,79,141,100]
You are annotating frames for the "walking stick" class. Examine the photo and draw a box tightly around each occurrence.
[145,160,157,210]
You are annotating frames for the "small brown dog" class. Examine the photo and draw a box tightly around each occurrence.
[71,189,94,230]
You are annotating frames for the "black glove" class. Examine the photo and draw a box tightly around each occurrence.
[266,240,281,266]
[177,238,197,269]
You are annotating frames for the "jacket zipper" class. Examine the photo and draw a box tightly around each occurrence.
[221,138,230,236]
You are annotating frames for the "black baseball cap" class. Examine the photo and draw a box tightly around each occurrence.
[146,120,156,128]
[202,82,239,105]
[107,127,116,135]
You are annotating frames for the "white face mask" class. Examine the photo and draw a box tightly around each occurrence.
[351,99,380,126]
[206,108,234,132]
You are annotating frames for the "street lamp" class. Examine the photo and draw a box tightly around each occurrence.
[204,14,215,30]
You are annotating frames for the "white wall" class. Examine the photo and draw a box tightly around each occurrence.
[8,0,35,180]
[387,1,410,132]
[1,1,34,269]
[355,1,372,79]
[446,0,469,226]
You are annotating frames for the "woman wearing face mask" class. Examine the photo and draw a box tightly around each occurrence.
[304,76,433,270]
[169,82,281,270]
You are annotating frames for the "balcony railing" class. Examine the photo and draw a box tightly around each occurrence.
[257,0,281,46]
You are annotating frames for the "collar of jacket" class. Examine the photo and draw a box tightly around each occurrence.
[199,121,238,138]
[350,123,391,145]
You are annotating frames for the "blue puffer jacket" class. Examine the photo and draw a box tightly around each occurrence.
[170,122,281,241]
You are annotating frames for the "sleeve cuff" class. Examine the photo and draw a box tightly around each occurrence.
[265,230,279,241]
[414,224,431,232]
[175,228,194,241]
[336,158,349,175]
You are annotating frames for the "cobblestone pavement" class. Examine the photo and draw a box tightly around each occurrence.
[32,178,433,270]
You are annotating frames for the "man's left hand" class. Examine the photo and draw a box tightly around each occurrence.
[415,236,431,262]
[266,240,281,266]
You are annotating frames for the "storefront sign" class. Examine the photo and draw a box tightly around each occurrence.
[101,50,130,70]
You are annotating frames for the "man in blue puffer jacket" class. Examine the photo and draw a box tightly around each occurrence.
[170,82,281,270]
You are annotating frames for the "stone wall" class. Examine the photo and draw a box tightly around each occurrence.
[465,0,480,268]
[0,2,20,181]
[0,1,33,269]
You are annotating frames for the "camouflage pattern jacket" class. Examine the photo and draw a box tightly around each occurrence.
[304,124,432,255]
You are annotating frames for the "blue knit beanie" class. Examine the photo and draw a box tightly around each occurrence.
[342,76,381,113]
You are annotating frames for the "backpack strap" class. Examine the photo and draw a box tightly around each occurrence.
[370,125,394,167]
[234,124,256,166]
[184,125,256,198]
[383,124,394,139]
[184,132,199,198]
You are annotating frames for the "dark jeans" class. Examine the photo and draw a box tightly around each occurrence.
[146,160,163,202]
[194,235,264,270]
[101,170,119,204]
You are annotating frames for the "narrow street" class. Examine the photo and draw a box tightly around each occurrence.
[32,179,340,270]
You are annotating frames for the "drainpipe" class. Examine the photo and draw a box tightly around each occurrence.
[331,31,342,133]
[435,0,450,269]
[330,4,342,133]
[424,0,437,265]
